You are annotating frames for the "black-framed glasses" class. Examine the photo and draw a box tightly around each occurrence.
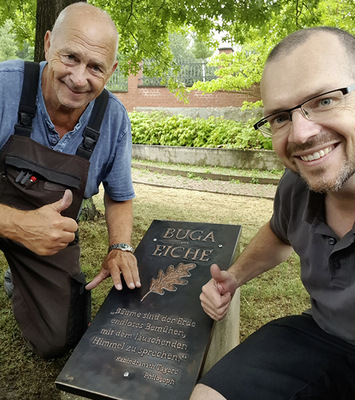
[254,83,355,137]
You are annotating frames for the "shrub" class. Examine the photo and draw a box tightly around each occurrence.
[129,111,272,150]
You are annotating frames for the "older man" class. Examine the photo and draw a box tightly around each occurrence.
[190,27,355,399]
[0,3,140,358]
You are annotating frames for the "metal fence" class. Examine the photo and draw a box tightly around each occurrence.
[106,58,218,91]
[106,67,128,92]
[140,58,217,87]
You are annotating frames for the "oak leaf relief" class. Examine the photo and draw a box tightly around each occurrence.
[141,262,197,301]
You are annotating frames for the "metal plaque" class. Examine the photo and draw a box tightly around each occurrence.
[56,220,241,400]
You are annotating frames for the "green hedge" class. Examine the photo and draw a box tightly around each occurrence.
[129,111,272,150]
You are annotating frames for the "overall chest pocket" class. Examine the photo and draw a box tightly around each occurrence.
[1,155,82,213]
[0,136,90,220]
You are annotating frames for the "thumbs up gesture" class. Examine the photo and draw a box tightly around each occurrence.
[199,264,239,321]
[52,189,74,215]
[6,190,78,256]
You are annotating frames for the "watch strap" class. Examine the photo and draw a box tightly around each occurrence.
[108,243,134,253]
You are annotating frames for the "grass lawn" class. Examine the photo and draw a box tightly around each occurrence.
[0,184,309,399]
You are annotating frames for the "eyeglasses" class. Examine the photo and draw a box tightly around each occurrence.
[254,83,355,137]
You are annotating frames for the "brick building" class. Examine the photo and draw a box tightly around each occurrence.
[112,48,260,113]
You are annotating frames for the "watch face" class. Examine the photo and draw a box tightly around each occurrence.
[108,243,133,253]
[117,243,133,252]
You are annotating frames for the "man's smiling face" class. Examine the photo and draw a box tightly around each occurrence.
[43,8,117,114]
[261,32,355,193]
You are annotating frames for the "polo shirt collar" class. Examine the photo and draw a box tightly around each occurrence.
[303,187,355,240]
[303,189,325,225]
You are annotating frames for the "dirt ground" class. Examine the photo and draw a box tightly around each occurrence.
[132,168,277,200]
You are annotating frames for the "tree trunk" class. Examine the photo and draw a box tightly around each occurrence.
[80,198,102,221]
[34,0,86,62]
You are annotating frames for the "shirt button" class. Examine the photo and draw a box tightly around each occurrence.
[328,237,336,245]
[333,260,341,269]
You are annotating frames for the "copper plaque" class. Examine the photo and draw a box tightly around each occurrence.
[56,220,241,400]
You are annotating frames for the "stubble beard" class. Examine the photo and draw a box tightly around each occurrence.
[297,160,355,194]
[285,131,355,193]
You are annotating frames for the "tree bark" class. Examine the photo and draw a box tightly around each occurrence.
[34,0,86,62]
[80,198,102,221]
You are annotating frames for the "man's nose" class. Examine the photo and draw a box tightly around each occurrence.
[70,64,88,88]
[288,109,321,144]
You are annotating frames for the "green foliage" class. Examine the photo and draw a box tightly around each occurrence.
[0,0,250,79]
[190,34,214,60]
[191,44,265,98]
[169,32,193,59]
[90,0,228,77]
[0,0,352,96]
[129,111,272,150]
[191,0,354,97]
[0,0,36,46]
[0,21,18,61]
[169,32,216,60]
[0,20,34,62]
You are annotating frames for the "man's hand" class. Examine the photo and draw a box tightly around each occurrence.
[85,249,141,291]
[11,189,78,255]
[200,264,238,321]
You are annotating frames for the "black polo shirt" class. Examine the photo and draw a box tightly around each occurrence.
[270,169,355,345]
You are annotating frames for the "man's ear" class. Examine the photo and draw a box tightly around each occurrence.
[109,60,118,78]
[44,31,52,61]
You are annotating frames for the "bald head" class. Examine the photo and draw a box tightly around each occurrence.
[265,27,355,79]
[261,30,355,111]
[51,2,118,62]
[43,2,119,113]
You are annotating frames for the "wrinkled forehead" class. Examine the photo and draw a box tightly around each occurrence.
[52,6,118,59]
[51,18,118,67]
[260,34,352,113]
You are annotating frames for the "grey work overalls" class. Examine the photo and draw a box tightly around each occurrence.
[0,62,108,358]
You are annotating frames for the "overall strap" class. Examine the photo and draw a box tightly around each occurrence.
[75,88,109,160]
[14,61,109,161]
[14,61,40,137]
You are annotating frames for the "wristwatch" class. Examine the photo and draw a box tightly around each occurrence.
[108,243,134,253]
